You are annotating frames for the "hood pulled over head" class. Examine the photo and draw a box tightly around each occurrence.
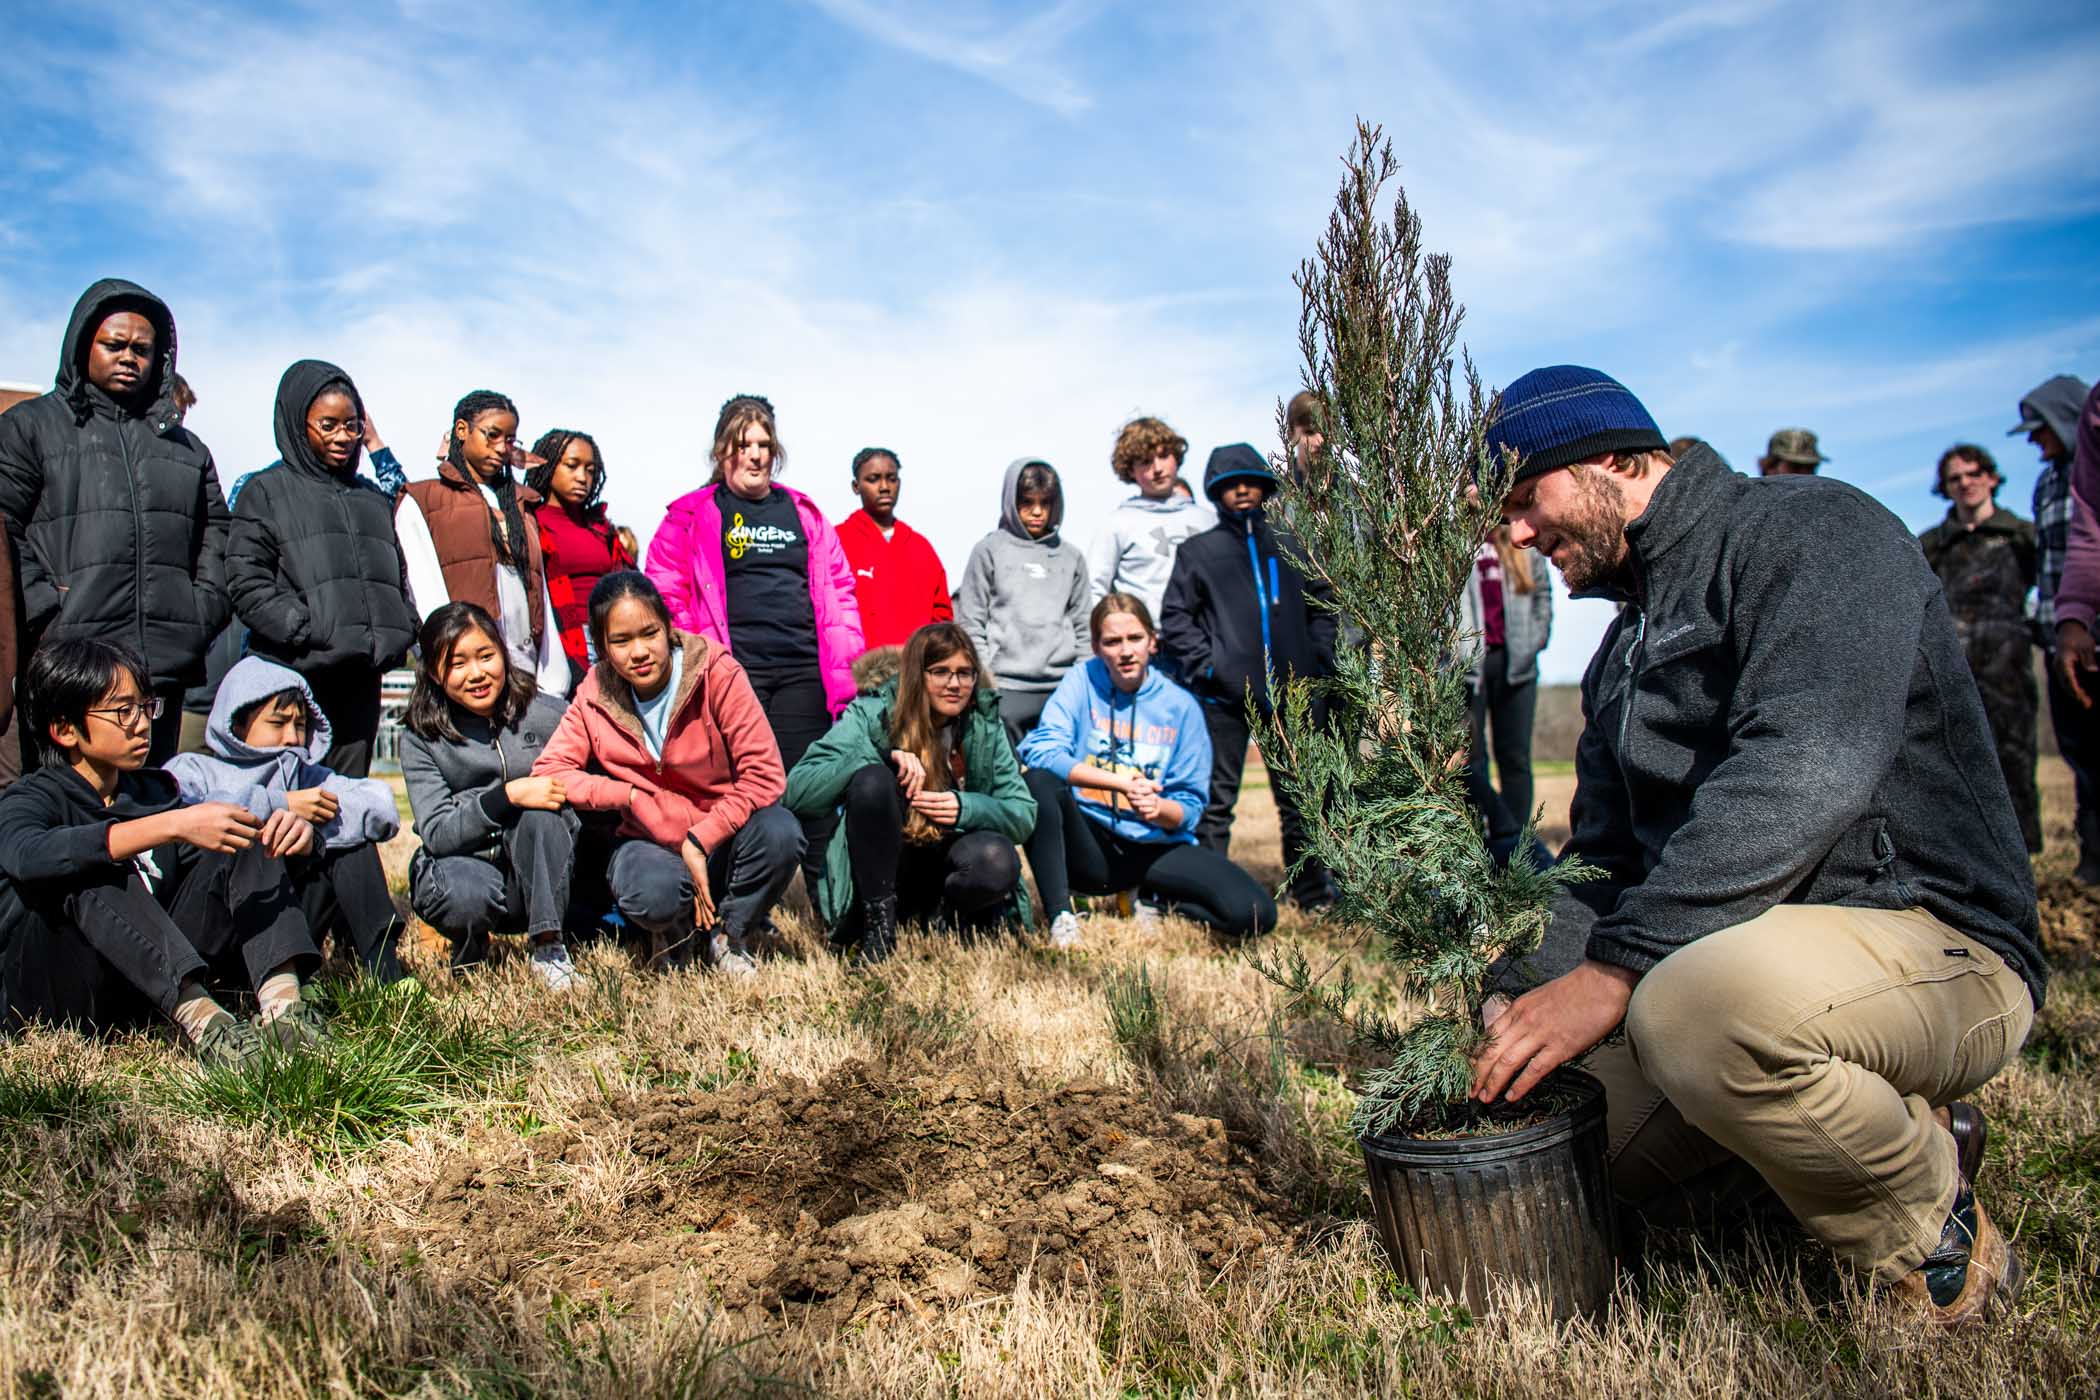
[1202,443,1277,520]
[58,278,179,427]
[207,656,332,764]
[999,456,1064,543]
[273,359,366,479]
[2013,375,2092,458]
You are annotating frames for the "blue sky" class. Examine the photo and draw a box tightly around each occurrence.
[5,0,2099,681]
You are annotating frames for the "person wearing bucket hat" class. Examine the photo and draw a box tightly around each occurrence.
[1758,427,1827,476]
[1477,365,2044,1329]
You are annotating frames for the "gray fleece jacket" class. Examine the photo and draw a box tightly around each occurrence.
[1497,445,2045,1008]
[164,656,400,851]
[953,458,1091,694]
[399,693,573,860]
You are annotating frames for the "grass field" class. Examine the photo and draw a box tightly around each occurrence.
[1,760,2095,1396]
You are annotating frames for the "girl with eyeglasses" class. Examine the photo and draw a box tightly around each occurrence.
[784,623,1036,963]
[224,361,419,776]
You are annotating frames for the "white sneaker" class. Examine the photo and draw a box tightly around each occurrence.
[1048,910,1083,949]
[529,941,584,994]
[711,933,759,977]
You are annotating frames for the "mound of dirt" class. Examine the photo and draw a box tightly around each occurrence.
[2036,872,2100,965]
[391,1060,1292,1326]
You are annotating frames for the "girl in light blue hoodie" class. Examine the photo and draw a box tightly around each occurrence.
[1017,591,1276,948]
[165,656,406,978]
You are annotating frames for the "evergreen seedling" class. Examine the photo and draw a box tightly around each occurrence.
[1253,121,1596,1137]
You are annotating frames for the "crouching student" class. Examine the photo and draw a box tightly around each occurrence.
[399,604,582,991]
[1018,594,1276,948]
[166,657,407,981]
[534,572,801,976]
[784,624,1036,963]
[0,640,325,1061]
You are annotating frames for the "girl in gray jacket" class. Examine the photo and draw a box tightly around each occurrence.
[953,458,1091,745]
[398,603,582,990]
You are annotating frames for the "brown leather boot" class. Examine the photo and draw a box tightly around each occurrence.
[1934,1102,1987,1186]
[1890,1183,2024,1328]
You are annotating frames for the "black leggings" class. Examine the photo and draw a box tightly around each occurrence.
[747,668,836,894]
[843,763,1022,926]
[1021,768,1276,939]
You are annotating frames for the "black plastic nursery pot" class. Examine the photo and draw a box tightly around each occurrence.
[1359,1069,1619,1322]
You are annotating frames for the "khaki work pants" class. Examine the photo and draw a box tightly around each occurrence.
[1587,904,2034,1280]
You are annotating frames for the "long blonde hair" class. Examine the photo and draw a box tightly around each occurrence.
[891,624,983,844]
[1491,524,1535,596]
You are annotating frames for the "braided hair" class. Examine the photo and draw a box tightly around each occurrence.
[449,390,529,569]
[527,428,606,511]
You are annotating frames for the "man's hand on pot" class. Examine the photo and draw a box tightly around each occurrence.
[1469,960,1638,1104]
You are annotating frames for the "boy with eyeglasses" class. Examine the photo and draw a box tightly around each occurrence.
[0,638,326,1064]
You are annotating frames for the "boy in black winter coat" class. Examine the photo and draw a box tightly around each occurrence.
[1159,444,1337,908]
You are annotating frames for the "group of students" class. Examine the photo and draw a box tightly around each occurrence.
[0,276,1377,1063]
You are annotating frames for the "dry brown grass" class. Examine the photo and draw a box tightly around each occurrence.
[2,760,2095,1397]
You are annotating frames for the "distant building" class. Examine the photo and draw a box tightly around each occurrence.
[0,382,39,416]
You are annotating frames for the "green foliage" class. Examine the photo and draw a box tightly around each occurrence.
[1253,121,1596,1134]
[157,976,527,1151]
[0,1057,115,1129]
[1104,963,1168,1073]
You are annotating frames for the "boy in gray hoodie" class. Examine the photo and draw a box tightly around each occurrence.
[954,459,1092,744]
[166,657,406,979]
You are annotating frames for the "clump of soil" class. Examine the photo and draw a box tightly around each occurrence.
[390,1060,1291,1326]
[2036,872,2100,965]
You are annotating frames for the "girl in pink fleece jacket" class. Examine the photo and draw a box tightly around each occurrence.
[534,572,802,974]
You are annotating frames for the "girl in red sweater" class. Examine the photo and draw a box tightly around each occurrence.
[533,572,801,975]
[528,429,634,692]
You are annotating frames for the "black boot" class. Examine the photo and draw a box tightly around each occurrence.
[857,895,898,966]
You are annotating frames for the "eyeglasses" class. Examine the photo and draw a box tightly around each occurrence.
[925,665,976,685]
[310,417,364,440]
[86,696,165,730]
[1942,468,1991,486]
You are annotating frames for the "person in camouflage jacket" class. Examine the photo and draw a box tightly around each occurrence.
[1919,444,2040,851]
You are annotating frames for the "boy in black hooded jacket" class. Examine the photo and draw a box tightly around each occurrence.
[1159,444,1337,908]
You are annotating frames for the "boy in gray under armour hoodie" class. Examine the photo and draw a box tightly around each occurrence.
[165,656,407,978]
[954,458,1091,744]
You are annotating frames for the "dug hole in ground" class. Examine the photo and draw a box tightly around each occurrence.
[2,758,2095,1396]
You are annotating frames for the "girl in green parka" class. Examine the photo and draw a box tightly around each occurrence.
[784,622,1037,962]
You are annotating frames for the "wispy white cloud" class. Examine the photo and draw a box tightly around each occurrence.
[803,0,1102,115]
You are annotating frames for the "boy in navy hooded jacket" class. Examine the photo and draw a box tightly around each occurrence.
[166,656,406,979]
[1159,444,1338,909]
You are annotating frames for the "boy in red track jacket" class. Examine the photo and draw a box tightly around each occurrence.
[837,447,952,649]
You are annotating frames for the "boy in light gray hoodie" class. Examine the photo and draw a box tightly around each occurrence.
[166,656,407,979]
[954,458,1091,744]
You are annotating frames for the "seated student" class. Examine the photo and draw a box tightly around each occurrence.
[165,657,407,981]
[398,603,582,991]
[1018,593,1277,948]
[0,639,325,1061]
[954,458,1091,744]
[534,572,801,976]
[784,624,1037,963]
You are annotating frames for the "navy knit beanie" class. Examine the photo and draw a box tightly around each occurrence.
[1486,366,1666,491]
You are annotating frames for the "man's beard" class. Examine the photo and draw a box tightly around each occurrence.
[1553,469,1635,596]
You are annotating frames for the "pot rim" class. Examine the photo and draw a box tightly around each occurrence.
[1359,1068,1608,1165]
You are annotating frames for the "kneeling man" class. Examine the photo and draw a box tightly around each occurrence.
[1473,366,2046,1327]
